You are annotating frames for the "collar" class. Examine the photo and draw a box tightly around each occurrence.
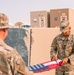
[0,39,13,51]
[59,33,72,41]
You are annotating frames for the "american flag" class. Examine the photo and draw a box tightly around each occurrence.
[28,59,63,73]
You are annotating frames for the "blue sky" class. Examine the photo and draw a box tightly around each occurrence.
[0,0,74,24]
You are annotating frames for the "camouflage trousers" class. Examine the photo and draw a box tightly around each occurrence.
[56,70,74,75]
[56,68,74,75]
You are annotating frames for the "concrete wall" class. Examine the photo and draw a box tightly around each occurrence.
[30,28,60,75]
[69,9,74,28]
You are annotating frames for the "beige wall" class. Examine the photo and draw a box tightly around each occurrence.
[69,9,74,28]
[30,28,60,75]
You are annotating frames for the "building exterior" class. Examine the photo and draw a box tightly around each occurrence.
[30,11,50,28]
[50,8,74,28]
[30,8,74,28]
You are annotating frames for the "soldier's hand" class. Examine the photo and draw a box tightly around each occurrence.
[62,58,68,65]
[30,71,34,75]
[51,56,58,61]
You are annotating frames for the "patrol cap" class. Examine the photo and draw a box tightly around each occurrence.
[0,13,11,29]
[60,20,70,32]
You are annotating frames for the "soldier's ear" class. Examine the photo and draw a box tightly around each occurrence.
[3,29,6,32]
[3,29,8,32]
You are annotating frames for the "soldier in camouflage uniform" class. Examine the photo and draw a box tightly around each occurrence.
[0,13,32,75]
[50,20,74,75]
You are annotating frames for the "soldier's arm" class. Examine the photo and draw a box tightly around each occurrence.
[11,49,32,75]
[67,36,74,65]
[68,46,74,65]
[50,37,58,60]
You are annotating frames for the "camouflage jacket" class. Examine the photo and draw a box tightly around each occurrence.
[50,33,74,66]
[0,39,32,75]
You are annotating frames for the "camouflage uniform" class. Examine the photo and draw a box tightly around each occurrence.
[50,20,74,75]
[0,39,32,75]
[0,13,32,75]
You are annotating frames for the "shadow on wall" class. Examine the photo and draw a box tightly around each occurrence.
[4,28,28,66]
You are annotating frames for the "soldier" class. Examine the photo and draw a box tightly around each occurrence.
[0,13,32,75]
[50,20,74,75]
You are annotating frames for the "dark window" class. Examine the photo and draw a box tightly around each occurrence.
[54,17,58,21]
[41,19,44,21]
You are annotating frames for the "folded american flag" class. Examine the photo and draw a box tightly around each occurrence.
[28,59,63,73]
